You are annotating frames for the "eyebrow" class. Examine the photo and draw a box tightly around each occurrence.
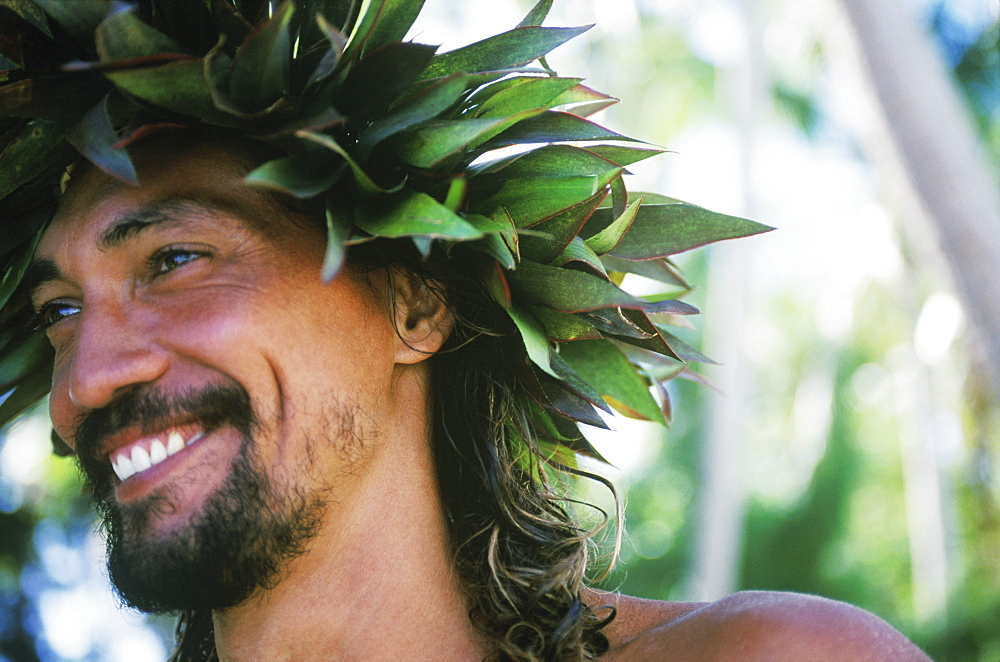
[27,197,227,303]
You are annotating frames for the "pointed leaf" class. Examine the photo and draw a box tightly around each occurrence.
[342,0,426,61]
[479,175,606,229]
[244,152,344,198]
[474,76,581,118]
[321,197,352,281]
[559,339,664,424]
[336,41,437,119]
[2,0,51,36]
[550,83,617,114]
[587,145,664,167]
[482,110,637,150]
[229,0,293,111]
[518,0,553,27]
[600,254,690,289]
[507,260,645,313]
[106,57,235,125]
[0,334,52,429]
[0,220,43,310]
[554,236,606,276]
[95,8,184,62]
[0,118,66,199]
[506,304,558,378]
[606,203,773,259]
[420,25,591,79]
[530,306,601,342]
[35,0,107,43]
[65,95,137,184]
[655,326,716,364]
[464,213,517,269]
[393,111,539,169]
[296,129,400,195]
[472,144,625,179]
[586,195,641,254]
[519,190,605,264]
[354,190,483,241]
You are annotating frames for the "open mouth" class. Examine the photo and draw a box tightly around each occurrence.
[111,429,206,481]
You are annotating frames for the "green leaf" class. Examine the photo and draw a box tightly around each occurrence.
[106,57,235,125]
[35,0,107,43]
[559,339,664,424]
[554,236,606,276]
[507,260,644,313]
[354,190,483,241]
[95,8,183,62]
[336,41,437,119]
[244,152,343,198]
[296,130,400,195]
[0,220,43,310]
[506,305,558,378]
[534,372,608,430]
[473,76,581,118]
[229,0,293,111]
[479,175,607,230]
[655,326,716,364]
[342,0,426,61]
[356,73,467,157]
[393,111,539,169]
[321,197,352,281]
[0,118,66,200]
[65,95,137,184]
[519,191,605,264]
[586,195,642,255]
[1,0,52,37]
[549,83,617,116]
[600,254,690,290]
[530,306,601,342]
[587,145,665,167]
[472,144,625,179]
[0,333,52,429]
[518,0,553,27]
[420,25,591,79]
[482,111,637,150]
[606,203,774,259]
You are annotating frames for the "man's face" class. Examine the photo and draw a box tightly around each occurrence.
[30,138,406,612]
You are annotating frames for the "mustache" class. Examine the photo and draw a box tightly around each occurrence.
[73,383,257,465]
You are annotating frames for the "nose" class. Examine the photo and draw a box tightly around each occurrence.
[63,301,170,412]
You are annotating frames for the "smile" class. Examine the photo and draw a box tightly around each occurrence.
[111,429,205,481]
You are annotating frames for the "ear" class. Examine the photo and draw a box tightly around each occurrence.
[389,268,454,365]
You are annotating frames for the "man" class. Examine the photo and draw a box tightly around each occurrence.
[2,1,929,659]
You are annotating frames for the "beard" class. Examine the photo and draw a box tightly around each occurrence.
[73,383,325,614]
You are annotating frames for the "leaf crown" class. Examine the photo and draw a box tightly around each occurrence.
[0,0,770,458]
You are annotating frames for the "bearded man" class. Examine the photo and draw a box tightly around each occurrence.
[1,1,929,660]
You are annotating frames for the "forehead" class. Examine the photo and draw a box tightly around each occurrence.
[41,137,303,253]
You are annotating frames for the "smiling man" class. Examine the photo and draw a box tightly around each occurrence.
[0,1,930,660]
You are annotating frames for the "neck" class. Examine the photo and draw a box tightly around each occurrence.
[211,369,486,661]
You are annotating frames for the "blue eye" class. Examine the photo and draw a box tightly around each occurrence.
[34,302,81,330]
[153,249,204,274]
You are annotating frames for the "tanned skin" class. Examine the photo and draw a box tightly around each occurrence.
[30,138,930,660]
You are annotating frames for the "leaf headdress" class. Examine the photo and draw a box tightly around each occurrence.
[0,0,769,458]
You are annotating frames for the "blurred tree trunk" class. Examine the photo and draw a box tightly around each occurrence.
[835,0,1000,400]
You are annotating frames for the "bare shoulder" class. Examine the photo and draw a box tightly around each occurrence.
[587,589,930,661]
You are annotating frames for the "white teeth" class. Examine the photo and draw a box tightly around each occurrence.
[149,439,167,465]
[114,454,136,481]
[131,446,152,473]
[166,431,185,455]
[111,429,205,482]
